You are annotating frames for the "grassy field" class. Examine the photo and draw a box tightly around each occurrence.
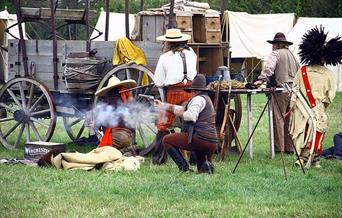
[0,93,341,217]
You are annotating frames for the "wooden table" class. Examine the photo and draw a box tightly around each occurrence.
[214,87,286,159]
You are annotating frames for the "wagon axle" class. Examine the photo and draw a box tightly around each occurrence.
[13,109,30,123]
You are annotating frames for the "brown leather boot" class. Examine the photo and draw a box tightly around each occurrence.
[152,131,169,165]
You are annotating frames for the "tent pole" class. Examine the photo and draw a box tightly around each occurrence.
[13,0,29,77]
[125,0,130,38]
[105,0,109,41]
[168,0,176,28]
[140,0,145,11]
[85,0,90,51]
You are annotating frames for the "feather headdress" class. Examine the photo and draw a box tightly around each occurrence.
[298,26,342,66]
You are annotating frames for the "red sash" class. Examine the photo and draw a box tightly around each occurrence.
[301,66,316,108]
[301,66,323,154]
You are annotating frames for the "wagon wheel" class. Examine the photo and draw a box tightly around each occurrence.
[94,63,159,154]
[62,110,92,142]
[0,78,57,149]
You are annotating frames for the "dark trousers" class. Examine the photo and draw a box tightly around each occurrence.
[163,132,217,171]
[272,92,292,152]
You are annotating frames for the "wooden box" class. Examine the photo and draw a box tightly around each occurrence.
[176,16,193,31]
[192,15,221,43]
[24,141,65,160]
[206,30,221,43]
[181,31,193,43]
[141,15,166,42]
[205,17,220,30]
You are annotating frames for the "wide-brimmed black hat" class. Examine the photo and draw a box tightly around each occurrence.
[184,74,209,92]
[267,32,293,45]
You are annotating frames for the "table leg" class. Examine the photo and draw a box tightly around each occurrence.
[247,94,253,159]
[268,95,275,159]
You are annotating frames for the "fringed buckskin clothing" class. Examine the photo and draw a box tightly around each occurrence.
[163,93,218,171]
[257,48,300,152]
[289,65,337,157]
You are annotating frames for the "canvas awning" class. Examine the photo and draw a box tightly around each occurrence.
[227,11,296,60]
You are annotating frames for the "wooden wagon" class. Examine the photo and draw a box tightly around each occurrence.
[0,0,242,156]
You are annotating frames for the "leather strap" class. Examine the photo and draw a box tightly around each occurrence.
[301,66,316,108]
[179,51,190,82]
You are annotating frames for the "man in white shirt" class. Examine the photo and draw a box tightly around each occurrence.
[152,28,198,165]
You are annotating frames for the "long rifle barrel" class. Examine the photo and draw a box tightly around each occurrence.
[119,83,155,93]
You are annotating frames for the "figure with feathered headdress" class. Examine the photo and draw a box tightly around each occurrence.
[289,26,342,168]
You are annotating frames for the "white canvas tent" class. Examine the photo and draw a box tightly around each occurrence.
[287,17,342,91]
[90,11,135,41]
[227,11,296,60]
[0,9,27,82]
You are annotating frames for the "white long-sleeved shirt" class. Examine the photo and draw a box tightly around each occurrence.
[183,95,206,122]
[153,48,197,87]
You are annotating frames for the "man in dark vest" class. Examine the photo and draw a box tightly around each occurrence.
[154,74,218,173]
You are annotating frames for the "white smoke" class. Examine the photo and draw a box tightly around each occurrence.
[92,101,161,129]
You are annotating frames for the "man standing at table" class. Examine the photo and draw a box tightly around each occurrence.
[254,32,300,154]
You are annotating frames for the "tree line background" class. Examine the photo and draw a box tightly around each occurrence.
[1,0,341,39]
[2,0,341,17]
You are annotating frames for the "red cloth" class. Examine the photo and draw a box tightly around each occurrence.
[157,82,192,131]
[308,131,324,155]
[98,87,132,147]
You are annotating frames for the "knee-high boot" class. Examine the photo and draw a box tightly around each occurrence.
[167,147,189,172]
[152,131,168,165]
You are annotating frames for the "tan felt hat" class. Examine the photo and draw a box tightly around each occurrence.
[156,28,191,42]
[95,76,136,97]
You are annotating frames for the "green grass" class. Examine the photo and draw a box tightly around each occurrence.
[0,93,342,217]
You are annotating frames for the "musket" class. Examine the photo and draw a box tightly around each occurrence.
[119,83,155,93]
[138,94,154,101]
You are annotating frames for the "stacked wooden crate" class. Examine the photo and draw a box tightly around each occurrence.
[192,14,221,44]
[176,12,193,43]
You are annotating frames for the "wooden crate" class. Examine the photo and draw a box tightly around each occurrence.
[206,30,221,43]
[205,17,220,30]
[141,15,166,42]
[176,16,193,31]
[192,15,221,43]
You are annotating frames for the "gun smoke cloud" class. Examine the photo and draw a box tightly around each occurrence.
[92,101,162,129]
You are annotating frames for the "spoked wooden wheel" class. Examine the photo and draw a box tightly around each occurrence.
[0,78,56,149]
[94,63,159,154]
[63,114,88,141]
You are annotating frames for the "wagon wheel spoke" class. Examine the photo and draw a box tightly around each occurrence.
[137,125,148,147]
[125,68,132,80]
[18,81,27,109]
[26,123,30,142]
[0,117,14,123]
[31,109,51,117]
[30,117,50,129]
[29,121,43,141]
[27,83,34,109]
[76,121,86,140]
[29,94,45,112]
[3,122,21,139]
[7,89,22,109]
[70,117,83,127]
[0,103,16,112]
[14,124,25,147]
